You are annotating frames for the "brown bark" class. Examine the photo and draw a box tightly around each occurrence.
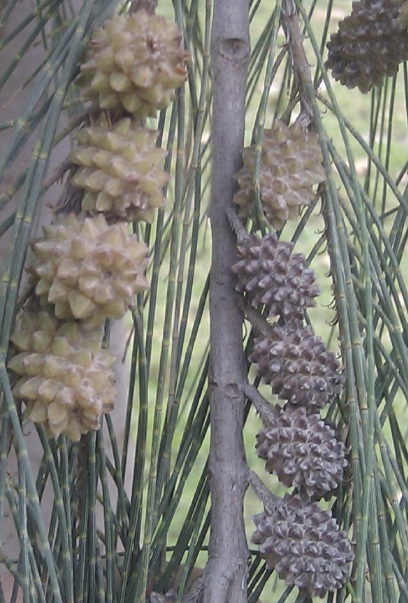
[204,1,250,601]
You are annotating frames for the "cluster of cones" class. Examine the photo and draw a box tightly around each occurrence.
[8,8,189,441]
[232,119,354,597]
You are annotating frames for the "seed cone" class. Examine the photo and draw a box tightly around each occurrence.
[234,121,325,230]
[256,405,347,498]
[77,12,189,119]
[8,310,116,440]
[250,322,344,410]
[27,214,149,326]
[69,116,168,222]
[232,232,320,320]
[326,0,408,93]
[252,493,354,597]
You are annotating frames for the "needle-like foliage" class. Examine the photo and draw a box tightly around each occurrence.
[1,1,408,602]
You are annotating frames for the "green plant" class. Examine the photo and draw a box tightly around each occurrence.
[1,1,408,602]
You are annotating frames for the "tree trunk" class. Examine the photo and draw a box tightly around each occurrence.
[204,1,250,601]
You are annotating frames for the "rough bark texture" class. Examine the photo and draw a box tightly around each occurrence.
[204,1,250,602]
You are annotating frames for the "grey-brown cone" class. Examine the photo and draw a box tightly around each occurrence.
[250,322,344,410]
[232,232,320,321]
[252,494,354,597]
[256,405,347,498]
[326,0,408,93]
[234,121,325,229]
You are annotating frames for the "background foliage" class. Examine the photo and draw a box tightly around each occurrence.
[0,0,407,601]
